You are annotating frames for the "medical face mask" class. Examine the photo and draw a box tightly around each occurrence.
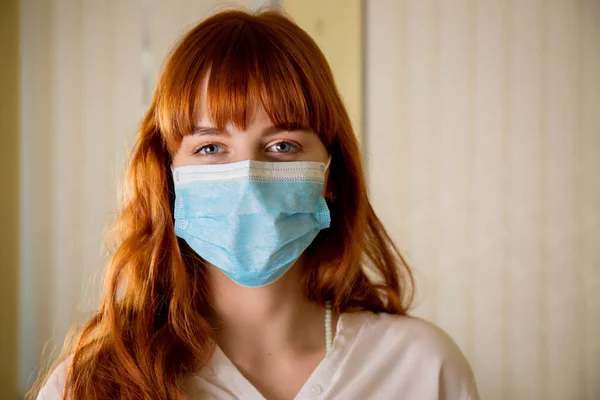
[172,160,331,287]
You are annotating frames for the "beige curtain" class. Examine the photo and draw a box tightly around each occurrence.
[366,1,600,399]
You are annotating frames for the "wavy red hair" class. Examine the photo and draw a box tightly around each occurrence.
[33,8,413,400]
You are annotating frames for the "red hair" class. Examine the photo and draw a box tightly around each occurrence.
[34,9,413,400]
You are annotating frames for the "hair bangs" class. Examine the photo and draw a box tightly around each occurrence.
[205,23,313,135]
[155,10,337,156]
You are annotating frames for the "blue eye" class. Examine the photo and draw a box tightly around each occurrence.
[268,142,297,153]
[196,144,221,155]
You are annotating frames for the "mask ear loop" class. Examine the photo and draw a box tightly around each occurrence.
[324,156,335,202]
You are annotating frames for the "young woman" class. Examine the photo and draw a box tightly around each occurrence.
[36,9,479,400]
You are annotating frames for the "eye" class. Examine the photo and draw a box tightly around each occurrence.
[267,141,299,153]
[194,144,222,155]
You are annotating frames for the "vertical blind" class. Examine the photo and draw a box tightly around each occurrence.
[366,1,600,399]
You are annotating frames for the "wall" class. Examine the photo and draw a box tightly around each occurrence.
[365,1,600,399]
[0,1,19,398]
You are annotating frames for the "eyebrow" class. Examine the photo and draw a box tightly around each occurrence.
[192,125,298,137]
[193,126,229,136]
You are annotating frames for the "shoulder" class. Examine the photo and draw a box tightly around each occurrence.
[36,357,71,400]
[365,312,469,365]
[342,312,480,399]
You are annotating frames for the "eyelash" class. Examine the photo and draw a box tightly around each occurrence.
[192,141,301,156]
[267,141,301,153]
[192,143,222,155]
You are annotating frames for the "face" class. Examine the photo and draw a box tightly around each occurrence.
[171,79,329,168]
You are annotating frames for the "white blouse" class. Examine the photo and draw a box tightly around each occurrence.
[39,312,480,400]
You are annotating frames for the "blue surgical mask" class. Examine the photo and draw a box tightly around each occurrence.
[173,160,331,287]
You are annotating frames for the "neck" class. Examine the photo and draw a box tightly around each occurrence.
[207,262,328,364]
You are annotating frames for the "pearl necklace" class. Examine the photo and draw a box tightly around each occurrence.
[325,301,333,354]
